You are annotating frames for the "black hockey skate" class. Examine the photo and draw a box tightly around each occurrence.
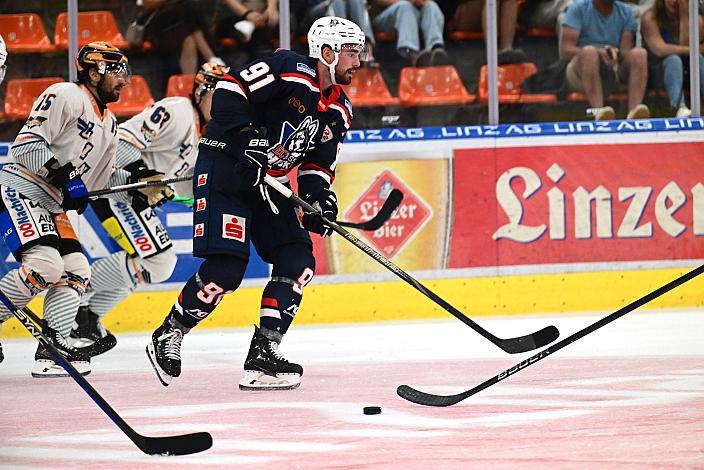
[0,340,4,364]
[239,326,303,391]
[70,306,117,357]
[33,321,91,378]
[146,315,189,386]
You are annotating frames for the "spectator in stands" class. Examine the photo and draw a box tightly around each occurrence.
[298,1,379,67]
[641,0,703,117]
[138,0,224,74]
[370,0,450,66]
[518,0,573,50]
[561,0,650,120]
[448,0,520,54]
[216,0,279,60]
[0,34,6,85]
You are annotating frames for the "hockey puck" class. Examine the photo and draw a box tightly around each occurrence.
[363,406,382,415]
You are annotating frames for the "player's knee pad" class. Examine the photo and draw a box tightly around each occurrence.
[61,252,90,296]
[19,245,65,294]
[197,254,248,293]
[270,244,316,294]
[138,249,177,284]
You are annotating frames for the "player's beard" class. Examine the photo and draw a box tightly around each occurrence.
[97,78,121,104]
[335,67,356,86]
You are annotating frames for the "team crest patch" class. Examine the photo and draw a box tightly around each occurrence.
[194,223,205,237]
[222,214,246,242]
[197,174,208,186]
[196,198,206,211]
[296,62,316,77]
[321,125,333,143]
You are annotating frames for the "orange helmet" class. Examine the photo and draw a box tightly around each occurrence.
[193,61,229,98]
[76,41,130,82]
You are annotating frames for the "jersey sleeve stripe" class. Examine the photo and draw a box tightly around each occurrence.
[281,73,319,93]
[118,128,148,150]
[215,80,248,100]
[328,103,351,129]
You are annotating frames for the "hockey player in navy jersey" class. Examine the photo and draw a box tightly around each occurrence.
[147,16,365,390]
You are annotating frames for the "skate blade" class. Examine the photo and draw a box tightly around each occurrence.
[239,370,301,391]
[31,359,91,378]
[146,344,173,387]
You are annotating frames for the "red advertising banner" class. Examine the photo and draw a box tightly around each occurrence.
[450,142,704,268]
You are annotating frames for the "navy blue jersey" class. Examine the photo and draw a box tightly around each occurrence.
[205,49,352,197]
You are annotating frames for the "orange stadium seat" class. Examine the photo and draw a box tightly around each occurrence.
[4,77,64,121]
[567,91,628,102]
[107,75,154,117]
[398,66,475,107]
[0,13,55,53]
[341,68,399,107]
[54,11,128,49]
[478,63,557,104]
[166,74,195,98]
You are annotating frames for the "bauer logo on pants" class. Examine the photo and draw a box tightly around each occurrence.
[222,215,246,242]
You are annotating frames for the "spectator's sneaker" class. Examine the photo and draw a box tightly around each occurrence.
[676,105,692,118]
[415,49,433,67]
[627,104,650,120]
[430,47,451,66]
[593,106,615,121]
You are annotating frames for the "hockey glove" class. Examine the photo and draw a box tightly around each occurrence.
[302,188,338,237]
[127,164,175,207]
[44,161,89,214]
[232,126,269,187]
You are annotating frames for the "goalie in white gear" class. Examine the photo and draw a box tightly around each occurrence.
[0,42,167,376]
[70,61,230,359]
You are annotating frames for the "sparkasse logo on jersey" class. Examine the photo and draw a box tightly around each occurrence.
[344,170,431,258]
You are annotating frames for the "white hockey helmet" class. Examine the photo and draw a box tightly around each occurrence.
[308,16,365,84]
[0,34,7,85]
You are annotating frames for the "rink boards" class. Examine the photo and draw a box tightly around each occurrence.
[1,118,704,336]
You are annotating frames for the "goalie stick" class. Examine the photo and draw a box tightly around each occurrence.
[86,175,192,198]
[264,174,559,354]
[0,294,213,455]
[397,263,704,407]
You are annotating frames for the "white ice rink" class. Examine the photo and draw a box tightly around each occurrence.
[1,308,703,468]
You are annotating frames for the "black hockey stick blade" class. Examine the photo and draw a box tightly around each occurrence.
[0,294,213,455]
[337,189,404,231]
[397,263,704,407]
[263,175,559,354]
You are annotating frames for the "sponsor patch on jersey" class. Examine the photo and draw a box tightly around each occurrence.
[344,99,353,119]
[296,62,317,77]
[196,198,207,211]
[110,200,157,257]
[222,214,246,242]
[321,125,334,143]
[194,223,205,237]
[197,173,208,186]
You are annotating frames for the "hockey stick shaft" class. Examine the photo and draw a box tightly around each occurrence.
[87,175,192,198]
[0,292,212,455]
[264,174,558,353]
[397,263,704,406]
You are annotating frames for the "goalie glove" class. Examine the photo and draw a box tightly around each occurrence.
[126,162,175,207]
[301,188,338,237]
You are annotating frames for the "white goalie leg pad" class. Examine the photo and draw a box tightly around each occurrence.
[31,358,90,377]
[239,370,302,391]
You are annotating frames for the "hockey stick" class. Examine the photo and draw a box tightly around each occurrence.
[0,292,213,455]
[87,175,192,198]
[264,174,559,354]
[336,188,403,231]
[397,264,704,407]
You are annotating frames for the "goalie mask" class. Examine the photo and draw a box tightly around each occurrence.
[308,16,366,85]
[192,61,230,101]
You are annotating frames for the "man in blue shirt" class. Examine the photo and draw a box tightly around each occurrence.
[560,0,649,120]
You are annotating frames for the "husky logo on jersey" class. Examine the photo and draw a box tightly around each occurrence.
[269,116,319,169]
[77,118,95,140]
[25,115,47,129]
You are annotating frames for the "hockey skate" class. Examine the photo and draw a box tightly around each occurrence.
[0,340,4,364]
[70,306,117,357]
[33,321,91,378]
[146,315,189,386]
[239,326,303,391]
